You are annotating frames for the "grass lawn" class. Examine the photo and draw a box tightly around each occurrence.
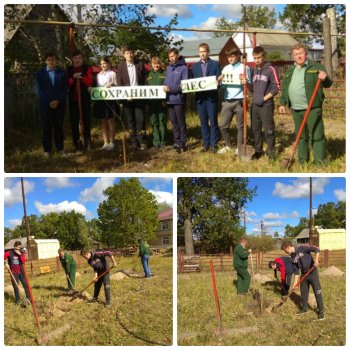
[4,255,172,346]
[4,111,345,173]
[178,267,345,346]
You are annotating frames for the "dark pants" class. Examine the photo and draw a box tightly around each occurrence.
[235,267,251,294]
[67,265,77,290]
[94,272,111,303]
[123,100,146,147]
[292,107,326,163]
[196,99,219,148]
[12,273,31,302]
[168,104,187,147]
[251,103,275,157]
[150,102,167,146]
[300,268,324,313]
[69,98,91,149]
[219,100,243,148]
[40,107,65,153]
[282,273,293,295]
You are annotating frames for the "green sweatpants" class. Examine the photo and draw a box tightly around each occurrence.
[67,265,77,290]
[292,107,326,164]
[151,112,167,146]
[235,267,251,294]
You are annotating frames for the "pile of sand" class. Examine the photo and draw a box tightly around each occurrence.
[4,284,25,298]
[253,274,272,283]
[110,272,128,281]
[319,266,344,277]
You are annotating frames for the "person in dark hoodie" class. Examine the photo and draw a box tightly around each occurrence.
[81,249,117,307]
[282,241,324,321]
[163,48,189,153]
[269,256,299,295]
[246,46,280,160]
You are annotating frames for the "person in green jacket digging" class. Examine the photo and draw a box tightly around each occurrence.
[233,237,252,294]
[279,43,332,164]
[58,248,77,291]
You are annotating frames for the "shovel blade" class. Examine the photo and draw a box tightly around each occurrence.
[238,144,255,161]
[281,158,293,170]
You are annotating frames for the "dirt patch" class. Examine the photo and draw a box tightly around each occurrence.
[4,284,25,298]
[319,266,344,277]
[253,274,272,283]
[110,272,128,281]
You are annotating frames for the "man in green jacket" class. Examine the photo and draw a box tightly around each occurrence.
[138,239,152,278]
[279,43,332,164]
[58,248,77,291]
[233,237,252,294]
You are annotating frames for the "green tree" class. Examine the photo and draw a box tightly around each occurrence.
[284,217,309,238]
[214,6,277,38]
[178,178,256,254]
[247,235,277,252]
[314,201,346,229]
[97,178,159,247]
[10,215,46,239]
[158,201,172,212]
[279,5,345,45]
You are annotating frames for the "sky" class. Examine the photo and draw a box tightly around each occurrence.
[243,177,346,236]
[4,177,173,229]
[146,4,287,41]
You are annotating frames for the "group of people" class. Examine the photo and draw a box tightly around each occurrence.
[233,237,324,320]
[35,42,331,163]
[5,240,152,308]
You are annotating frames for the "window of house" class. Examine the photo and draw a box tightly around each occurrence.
[162,236,170,245]
[161,221,169,230]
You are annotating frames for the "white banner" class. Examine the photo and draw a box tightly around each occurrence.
[90,86,166,100]
[221,73,242,85]
[181,76,218,93]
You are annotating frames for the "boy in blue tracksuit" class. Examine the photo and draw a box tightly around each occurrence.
[248,46,280,159]
[163,48,189,153]
[191,43,221,152]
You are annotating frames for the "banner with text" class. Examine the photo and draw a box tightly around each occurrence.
[90,86,166,100]
[221,73,243,85]
[181,76,217,93]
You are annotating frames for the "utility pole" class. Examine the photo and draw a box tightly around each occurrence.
[322,13,333,78]
[326,7,339,72]
[21,177,31,260]
[260,220,265,236]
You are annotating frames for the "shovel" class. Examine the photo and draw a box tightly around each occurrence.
[66,275,77,292]
[69,266,115,302]
[267,266,316,313]
[250,253,260,300]
[281,78,322,170]
[5,263,29,307]
[76,78,85,151]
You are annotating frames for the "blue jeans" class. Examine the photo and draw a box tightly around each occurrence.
[141,255,151,277]
[12,273,31,302]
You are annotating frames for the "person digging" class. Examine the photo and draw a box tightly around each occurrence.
[58,248,77,294]
[80,249,117,308]
[233,237,252,295]
[268,256,299,296]
[282,241,324,321]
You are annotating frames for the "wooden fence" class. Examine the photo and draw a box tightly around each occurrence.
[178,249,346,273]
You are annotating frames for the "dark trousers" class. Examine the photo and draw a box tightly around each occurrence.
[196,99,219,148]
[292,107,326,163]
[12,273,31,302]
[219,100,243,148]
[251,103,275,156]
[123,100,146,146]
[168,104,187,147]
[94,272,111,303]
[300,268,324,312]
[40,107,65,153]
[235,267,251,294]
[282,273,293,295]
[69,98,91,149]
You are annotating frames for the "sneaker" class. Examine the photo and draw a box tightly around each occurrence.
[172,144,181,151]
[217,146,232,154]
[100,143,109,150]
[107,142,115,151]
[200,146,209,153]
[87,299,98,305]
[105,302,111,308]
[140,143,148,151]
[296,309,309,316]
[44,152,50,158]
[318,312,325,321]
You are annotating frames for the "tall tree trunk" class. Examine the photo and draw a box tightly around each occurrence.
[184,218,194,255]
[322,15,333,78]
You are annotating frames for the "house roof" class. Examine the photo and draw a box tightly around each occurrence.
[295,228,310,240]
[158,208,173,221]
[181,36,232,57]
[247,27,298,47]
[5,237,28,250]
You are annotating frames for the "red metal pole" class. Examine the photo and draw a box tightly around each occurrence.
[210,260,222,328]
[22,262,41,333]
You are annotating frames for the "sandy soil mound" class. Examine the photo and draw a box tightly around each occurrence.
[253,274,272,283]
[4,284,25,298]
[110,272,128,280]
[319,266,344,277]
